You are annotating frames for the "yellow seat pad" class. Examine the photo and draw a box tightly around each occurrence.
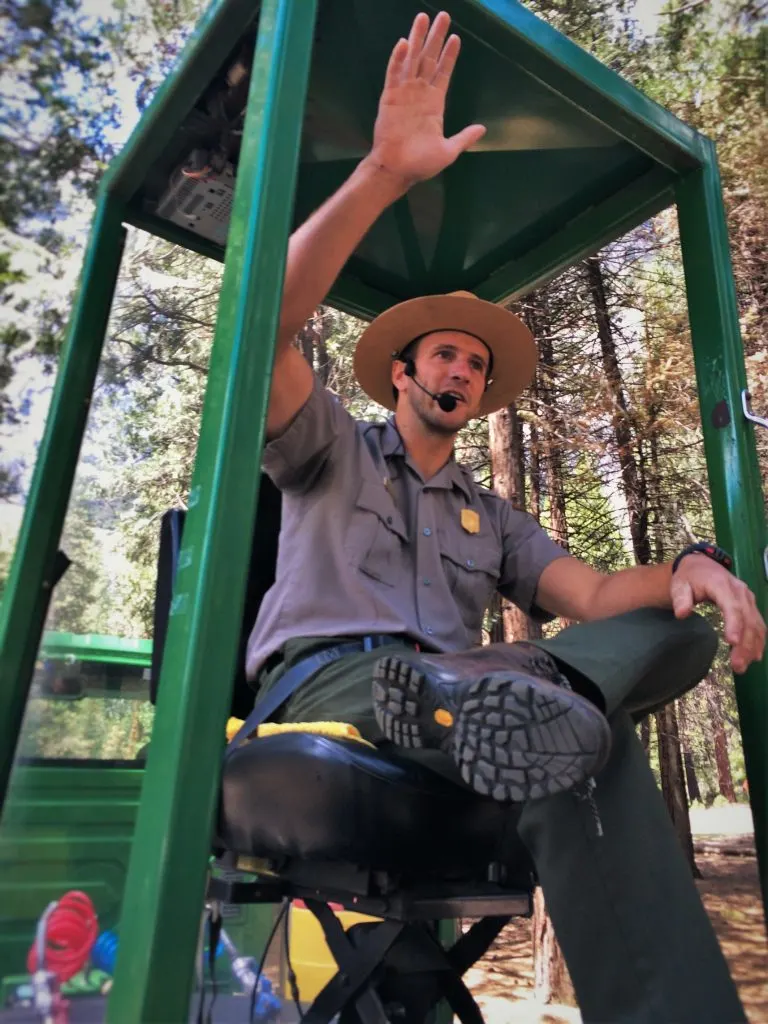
[226,717,375,748]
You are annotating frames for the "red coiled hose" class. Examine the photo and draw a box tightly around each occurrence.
[27,891,98,983]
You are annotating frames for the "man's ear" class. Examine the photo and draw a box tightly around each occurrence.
[391,358,407,397]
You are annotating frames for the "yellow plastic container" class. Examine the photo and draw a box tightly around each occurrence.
[286,900,381,1004]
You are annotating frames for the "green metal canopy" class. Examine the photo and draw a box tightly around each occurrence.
[0,0,765,1018]
[116,0,703,318]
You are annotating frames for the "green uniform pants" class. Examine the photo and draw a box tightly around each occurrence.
[257,608,745,1023]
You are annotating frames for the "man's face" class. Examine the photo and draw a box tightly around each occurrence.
[392,330,491,434]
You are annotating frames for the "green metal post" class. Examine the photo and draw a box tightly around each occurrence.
[106,0,318,1019]
[676,143,768,922]
[0,198,126,811]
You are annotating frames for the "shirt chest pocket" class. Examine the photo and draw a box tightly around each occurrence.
[439,531,501,632]
[345,480,408,588]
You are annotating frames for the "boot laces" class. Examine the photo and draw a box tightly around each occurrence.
[556,674,604,839]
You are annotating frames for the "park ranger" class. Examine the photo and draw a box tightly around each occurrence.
[246,11,765,1023]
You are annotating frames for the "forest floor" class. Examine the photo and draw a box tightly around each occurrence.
[465,803,767,1023]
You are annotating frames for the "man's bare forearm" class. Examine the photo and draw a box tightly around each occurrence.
[276,158,407,351]
[587,562,674,619]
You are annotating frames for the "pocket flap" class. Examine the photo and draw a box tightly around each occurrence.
[441,543,501,578]
[355,479,408,541]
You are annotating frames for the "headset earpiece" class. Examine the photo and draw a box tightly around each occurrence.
[403,358,416,378]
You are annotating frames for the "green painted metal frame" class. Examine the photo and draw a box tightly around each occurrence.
[440,0,707,173]
[677,145,768,915]
[39,631,152,666]
[114,0,712,319]
[0,199,126,808]
[105,0,318,1017]
[0,0,765,1016]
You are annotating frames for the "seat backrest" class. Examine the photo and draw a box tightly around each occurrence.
[150,474,282,720]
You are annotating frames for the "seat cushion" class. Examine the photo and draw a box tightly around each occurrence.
[218,734,531,877]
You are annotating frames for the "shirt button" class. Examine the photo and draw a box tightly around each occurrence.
[466,558,475,568]
[423,578,431,587]
[423,527,432,536]
[386,516,393,524]
[425,627,434,636]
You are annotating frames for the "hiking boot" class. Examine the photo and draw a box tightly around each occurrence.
[372,643,611,803]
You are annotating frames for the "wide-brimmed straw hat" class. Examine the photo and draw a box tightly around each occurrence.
[353,290,537,416]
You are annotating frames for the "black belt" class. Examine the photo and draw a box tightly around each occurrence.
[226,634,412,754]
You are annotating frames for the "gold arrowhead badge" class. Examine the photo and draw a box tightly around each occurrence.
[461,508,480,534]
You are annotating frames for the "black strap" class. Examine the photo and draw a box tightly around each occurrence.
[226,642,366,754]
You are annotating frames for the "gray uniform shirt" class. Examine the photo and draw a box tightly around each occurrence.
[246,377,570,678]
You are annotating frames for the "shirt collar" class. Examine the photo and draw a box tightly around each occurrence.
[381,417,474,503]
[380,417,406,458]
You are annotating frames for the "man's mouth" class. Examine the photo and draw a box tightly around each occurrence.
[442,389,467,405]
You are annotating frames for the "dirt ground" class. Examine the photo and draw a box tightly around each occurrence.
[464,804,768,1024]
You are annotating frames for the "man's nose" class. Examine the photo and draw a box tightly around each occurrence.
[450,361,471,382]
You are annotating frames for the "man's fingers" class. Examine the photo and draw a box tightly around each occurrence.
[432,34,461,90]
[732,588,766,672]
[404,12,430,76]
[671,578,694,619]
[418,12,451,77]
[447,123,486,159]
[384,38,409,90]
[718,586,744,648]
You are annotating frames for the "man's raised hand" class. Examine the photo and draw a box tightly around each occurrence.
[365,12,486,194]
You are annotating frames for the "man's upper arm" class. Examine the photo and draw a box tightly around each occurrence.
[267,345,315,440]
[262,367,354,493]
[534,557,605,621]
[497,504,574,620]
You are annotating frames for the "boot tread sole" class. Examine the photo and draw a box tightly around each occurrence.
[372,657,610,803]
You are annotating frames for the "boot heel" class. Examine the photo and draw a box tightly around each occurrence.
[372,657,456,752]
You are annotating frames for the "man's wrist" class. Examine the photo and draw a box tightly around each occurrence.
[672,542,733,575]
[356,154,412,204]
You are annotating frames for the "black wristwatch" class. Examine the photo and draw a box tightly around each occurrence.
[672,541,734,575]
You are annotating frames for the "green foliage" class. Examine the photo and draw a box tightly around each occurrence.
[0,0,120,231]
[560,456,631,572]
[17,697,154,760]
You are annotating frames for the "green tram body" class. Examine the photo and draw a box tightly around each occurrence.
[0,632,274,1004]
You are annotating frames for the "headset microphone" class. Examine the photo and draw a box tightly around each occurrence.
[403,359,459,413]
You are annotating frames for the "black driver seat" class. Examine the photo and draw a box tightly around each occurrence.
[151,475,536,1024]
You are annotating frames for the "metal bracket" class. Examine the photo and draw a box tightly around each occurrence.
[742,389,768,431]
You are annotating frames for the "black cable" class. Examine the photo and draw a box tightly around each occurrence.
[250,899,290,1023]
[283,900,303,1018]
[196,908,209,1024]
[206,911,223,1024]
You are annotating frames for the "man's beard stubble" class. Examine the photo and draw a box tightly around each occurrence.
[411,387,469,438]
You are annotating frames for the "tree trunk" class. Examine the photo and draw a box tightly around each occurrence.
[316,309,332,386]
[529,418,542,523]
[586,255,696,873]
[585,256,651,565]
[677,697,702,804]
[295,307,329,374]
[640,716,651,754]
[528,297,569,552]
[703,674,736,802]
[656,703,701,877]
[533,887,575,1005]
[510,295,571,1000]
[488,401,542,642]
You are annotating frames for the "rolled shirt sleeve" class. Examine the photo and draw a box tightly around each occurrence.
[498,503,571,620]
[262,375,354,493]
